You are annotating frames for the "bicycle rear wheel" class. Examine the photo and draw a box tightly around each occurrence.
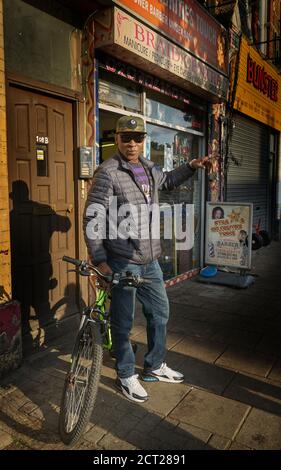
[59,321,103,445]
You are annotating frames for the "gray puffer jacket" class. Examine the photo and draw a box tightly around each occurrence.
[83,152,195,265]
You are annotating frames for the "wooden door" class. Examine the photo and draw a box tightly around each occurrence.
[8,86,77,336]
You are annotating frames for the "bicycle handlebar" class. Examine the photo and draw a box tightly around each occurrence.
[62,256,151,287]
[62,255,112,282]
[62,255,81,267]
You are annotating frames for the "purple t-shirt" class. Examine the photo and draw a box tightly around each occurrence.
[129,162,151,204]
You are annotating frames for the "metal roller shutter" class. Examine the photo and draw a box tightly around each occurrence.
[227,113,270,231]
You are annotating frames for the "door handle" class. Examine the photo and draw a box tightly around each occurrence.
[67,204,73,213]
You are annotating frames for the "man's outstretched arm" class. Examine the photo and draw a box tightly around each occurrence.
[156,156,210,191]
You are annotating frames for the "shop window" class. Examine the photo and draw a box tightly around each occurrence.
[147,123,202,278]
[99,74,141,113]
[4,0,81,90]
[146,98,204,133]
[98,82,204,278]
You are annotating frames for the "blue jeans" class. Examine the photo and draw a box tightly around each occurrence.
[107,259,170,378]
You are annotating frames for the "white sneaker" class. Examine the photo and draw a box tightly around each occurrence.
[116,374,148,403]
[142,363,184,383]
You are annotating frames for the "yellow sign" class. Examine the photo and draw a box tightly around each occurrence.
[234,38,281,131]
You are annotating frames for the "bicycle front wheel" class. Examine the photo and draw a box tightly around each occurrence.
[59,321,103,445]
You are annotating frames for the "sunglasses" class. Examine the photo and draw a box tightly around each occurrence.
[119,133,146,143]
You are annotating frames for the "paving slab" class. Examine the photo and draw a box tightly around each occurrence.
[228,441,252,450]
[125,430,162,450]
[0,429,13,450]
[171,336,227,364]
[3,440,32,450]
[141,381,191,416]
[268,359,281,383]
[84,424,108,446]
[255,333,281,357]
[168,318,217,341]
[223,372,281,416]
[150,418,212,450]
[216,345,276,377]
[98,432,137,450]
[206,434,231,450]
[210,326,262,348]
[235,408,281,450]
[170,388,250,439]
[171,356,235,395]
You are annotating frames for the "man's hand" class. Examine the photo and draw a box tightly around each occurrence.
[189,156,211,170]
[96,261,113,275]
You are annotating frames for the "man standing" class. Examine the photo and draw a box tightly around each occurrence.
[83,115,208,403]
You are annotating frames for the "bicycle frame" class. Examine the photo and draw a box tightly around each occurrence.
[95,286,112,351]
[79,283,113,352]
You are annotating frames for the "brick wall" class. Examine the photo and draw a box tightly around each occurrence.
[0,0,11,304]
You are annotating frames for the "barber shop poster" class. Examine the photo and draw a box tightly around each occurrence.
[205,202,253,269]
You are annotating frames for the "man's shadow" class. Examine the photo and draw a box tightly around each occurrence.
[9,180,71,351]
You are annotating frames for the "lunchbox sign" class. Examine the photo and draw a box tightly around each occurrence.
[205,202,253,270]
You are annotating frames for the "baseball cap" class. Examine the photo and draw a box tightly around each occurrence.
[115,116,146,134]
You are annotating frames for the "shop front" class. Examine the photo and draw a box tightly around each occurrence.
[229,37,281,238]
[94,3,229,281]
[1,0,228,362]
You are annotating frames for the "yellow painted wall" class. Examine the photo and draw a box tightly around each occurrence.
[234,37,281,131]
[0,0,11,304]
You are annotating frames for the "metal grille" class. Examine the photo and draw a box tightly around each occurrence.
[227,113,270,230]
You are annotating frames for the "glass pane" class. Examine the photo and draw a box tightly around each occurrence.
[146,96,204,132]
[4,0,80,90]
[147,123,202,278]
[98,110,120,163]
[99,76,141,112]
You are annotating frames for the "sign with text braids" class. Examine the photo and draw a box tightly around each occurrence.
[114,0,228,74]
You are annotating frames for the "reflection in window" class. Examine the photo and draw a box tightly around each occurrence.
[4,0,79,90]
[146,97,204,132]
[147,123,201,279]
[99,79,141,112]
[147,125,198,169]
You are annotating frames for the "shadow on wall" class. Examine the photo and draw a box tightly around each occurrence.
[9,180,71,349]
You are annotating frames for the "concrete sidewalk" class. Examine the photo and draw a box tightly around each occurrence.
[1,242,281,450]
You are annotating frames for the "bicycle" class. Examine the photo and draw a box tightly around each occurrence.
[58,255,149,445]
[251,218,271,251]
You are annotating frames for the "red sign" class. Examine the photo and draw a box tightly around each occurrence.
[95,7,229,100]
[114,0,227,73]
[247,54,278,102]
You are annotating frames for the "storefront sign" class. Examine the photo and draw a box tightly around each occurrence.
[114,0,228,74]
[247,54,278,102]
[234,38,281,131]
[98,53,192,103]
[205,202,253,270]
[95,7,229,100]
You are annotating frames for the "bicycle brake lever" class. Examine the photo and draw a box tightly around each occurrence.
[79,269,92,276]
[112,273,121,284]
[67,268,92,276]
